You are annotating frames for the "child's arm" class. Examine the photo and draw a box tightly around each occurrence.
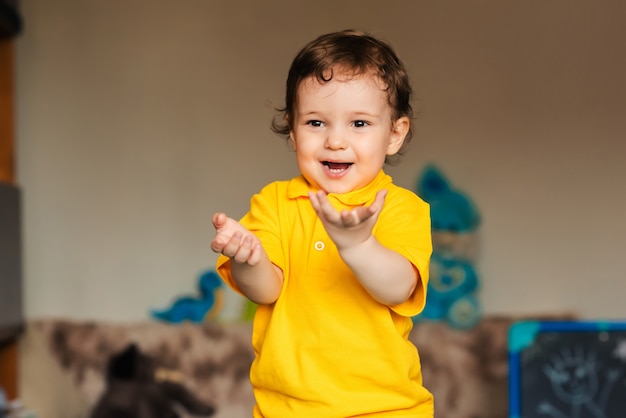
[211,212,283,304]
[308,189,418,306]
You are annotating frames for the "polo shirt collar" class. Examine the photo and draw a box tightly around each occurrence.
[287,170,392,206]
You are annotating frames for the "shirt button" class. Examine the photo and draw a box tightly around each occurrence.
[314,241,325,251]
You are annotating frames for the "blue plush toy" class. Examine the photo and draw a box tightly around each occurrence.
[414,164,482,329]
[417,164,480,233]
[419,252,481,328]
[151,270,224,323]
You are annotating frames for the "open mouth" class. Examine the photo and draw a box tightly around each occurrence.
[323,161,353,174]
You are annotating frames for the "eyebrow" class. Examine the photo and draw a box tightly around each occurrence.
[296,109,381,118]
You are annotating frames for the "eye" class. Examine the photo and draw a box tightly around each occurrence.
[306,120,324,128]
[353,120,369,128]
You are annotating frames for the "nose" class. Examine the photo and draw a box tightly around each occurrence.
[325,127,347,150]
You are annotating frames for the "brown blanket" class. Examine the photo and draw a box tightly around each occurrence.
[19,314,574,418]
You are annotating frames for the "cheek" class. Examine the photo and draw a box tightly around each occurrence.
[292,137,317,157]
[357,141,389,161]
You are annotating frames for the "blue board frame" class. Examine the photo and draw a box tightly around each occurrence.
[508,320,626,418]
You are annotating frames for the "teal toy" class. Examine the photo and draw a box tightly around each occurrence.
[419,252,481,328]
[415,164,482,329]
[417,164,480,233]
[151,270,224,323]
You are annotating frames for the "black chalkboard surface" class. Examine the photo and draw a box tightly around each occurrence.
[509,321,626,418]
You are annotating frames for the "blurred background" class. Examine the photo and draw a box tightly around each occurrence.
[13,0,626,321]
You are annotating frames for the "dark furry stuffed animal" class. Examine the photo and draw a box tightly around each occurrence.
[90,343,215,418]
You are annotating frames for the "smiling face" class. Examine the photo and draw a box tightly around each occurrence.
[289,70,409,194]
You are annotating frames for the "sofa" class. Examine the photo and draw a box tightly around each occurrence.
[17,314,572,418]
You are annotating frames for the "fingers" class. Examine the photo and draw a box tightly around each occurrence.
[213,229,261,266]
[308,190,340,223]
[307,191,323,213]
[339,208,363,226]
[212,212,227,230]
[309,189,388,227]
[210,212,227,253]
[231,237,262,266]
[372,189,388,212]
[225,233,253,264]
[347,189,387,224]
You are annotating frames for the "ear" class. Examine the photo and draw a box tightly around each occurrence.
[285,114,296,151]
[386,116,410,155]
[289,131,297,151]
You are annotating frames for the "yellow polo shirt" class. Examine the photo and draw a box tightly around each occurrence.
[217,171,433,417]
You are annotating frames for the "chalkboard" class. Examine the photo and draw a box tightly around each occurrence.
[508,321,626,418]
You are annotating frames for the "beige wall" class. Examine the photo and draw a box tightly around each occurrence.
[15,0,626,321]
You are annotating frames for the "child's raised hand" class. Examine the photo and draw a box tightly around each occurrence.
[308,189,387,250]
[211,213,264,266]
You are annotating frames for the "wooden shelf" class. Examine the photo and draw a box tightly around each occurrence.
[0,39,14,184]
[0,340,17,399]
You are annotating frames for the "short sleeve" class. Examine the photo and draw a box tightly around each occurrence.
[374,187,432,317]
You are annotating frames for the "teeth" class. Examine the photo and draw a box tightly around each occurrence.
[323,162,351,173]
